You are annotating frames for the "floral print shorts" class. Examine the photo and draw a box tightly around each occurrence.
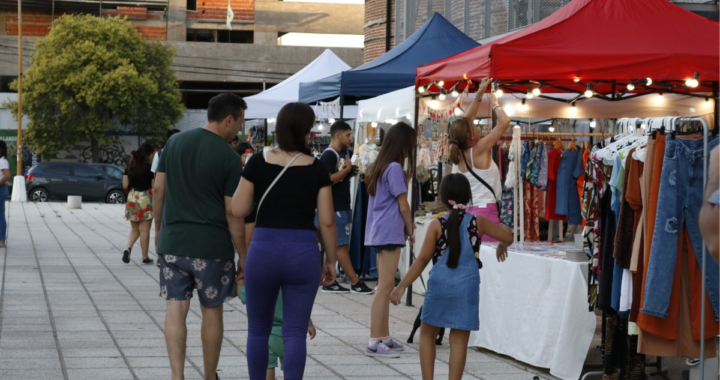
[158,254,237,307]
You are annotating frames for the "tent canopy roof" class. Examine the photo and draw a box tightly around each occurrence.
[244,49,356,119]
[416,0,719,97]
[299,13,479,103]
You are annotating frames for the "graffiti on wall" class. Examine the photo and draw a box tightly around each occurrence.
[52,136,139,167]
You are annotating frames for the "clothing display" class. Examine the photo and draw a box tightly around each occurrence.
[555,148,584,225]
[546,147,567,221]
[583,122,719,380]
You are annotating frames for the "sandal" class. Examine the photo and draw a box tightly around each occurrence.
[142,258,153,264]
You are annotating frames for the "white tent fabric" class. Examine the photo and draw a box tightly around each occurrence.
[356,86,415,124]
[244,49,358,120]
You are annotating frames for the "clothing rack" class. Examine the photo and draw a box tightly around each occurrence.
[581,116,714,380]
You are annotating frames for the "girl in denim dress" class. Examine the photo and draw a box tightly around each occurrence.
[390,174,512,379]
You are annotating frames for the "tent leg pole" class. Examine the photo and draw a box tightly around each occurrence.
[340,95,345,121]
[406,96,420,307]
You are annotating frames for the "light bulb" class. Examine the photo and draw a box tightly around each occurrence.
[706,97,712,105]
[526,92,534,99]
[318,124,324,130]
[646,78,653,86]
[518,99,528,111]
[418,86,426,94]
[371,121,378,128]
[569,103,577,114]
[438,80,445,87]
[454,108,463,116]
[532,87,541,96]
[549,126,556,132]
[429,99,439,109]
[654,93,664,103]
[439,93,446,100]
[585,90,593,98]
[451,90,459,98]
[686,78,699,88]
[574,78,580,83]
[473,119,480,125]
[329,118,336,124]
[590,120,596,128]
[627,83,635,91]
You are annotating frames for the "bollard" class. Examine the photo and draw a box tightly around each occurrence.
[67,195,82,209]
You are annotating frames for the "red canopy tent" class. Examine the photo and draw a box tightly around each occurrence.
[416,0,720,100]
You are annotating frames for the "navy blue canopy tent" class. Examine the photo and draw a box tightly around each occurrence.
[298,13,480,108]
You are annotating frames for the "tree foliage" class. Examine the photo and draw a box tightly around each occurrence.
[2,14,184,162]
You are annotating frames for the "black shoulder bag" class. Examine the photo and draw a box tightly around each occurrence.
[459,150,502,213]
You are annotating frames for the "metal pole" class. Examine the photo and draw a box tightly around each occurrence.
[16,0,23,176]
[51,0,55,23]
[698,117,709,380]
[339,95,345,120]
[165,0,170,41]
[405,95,420,307]
[99,0,102,16]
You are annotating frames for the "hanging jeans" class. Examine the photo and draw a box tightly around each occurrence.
[643,136,719,320]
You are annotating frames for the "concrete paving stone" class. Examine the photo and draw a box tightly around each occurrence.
[0,369,65,380]
[66,368,135,380]
[122,347,175,358]
[327,363,402,377]
[115,338,169,348]
[61,348,123,358]
[306,354,379,365]
[0,348,59,360]
[57,338,117,349]
[126,356,170,368]
[64,356,129,369]
[0,357,62,370]
[0,339,58,350]
[1,317,52,325]
[1,323,55,332]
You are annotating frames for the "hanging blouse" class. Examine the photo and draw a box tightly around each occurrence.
[538,143,550,190]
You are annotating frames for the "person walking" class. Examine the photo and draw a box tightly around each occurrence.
[122,142,155,264]
[318,121,374,295]
[390,174,513,379]
[151,128,181,267]
[0,141,11,248]
[153,93,247,380]
[448,78,510,256]
[231,102,337,380]
[364,121,416,358]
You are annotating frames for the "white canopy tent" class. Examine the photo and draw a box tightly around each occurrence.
[356,86,415,125]
[244,49,358,120]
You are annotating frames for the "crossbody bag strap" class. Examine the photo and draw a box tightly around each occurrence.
[460,149,499,202]
[255,152,303,224]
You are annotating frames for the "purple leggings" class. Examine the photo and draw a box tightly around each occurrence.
[245,228,321,380]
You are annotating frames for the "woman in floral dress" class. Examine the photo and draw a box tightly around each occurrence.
[122,142,155,264]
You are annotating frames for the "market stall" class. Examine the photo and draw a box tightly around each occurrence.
[409,0,719,379]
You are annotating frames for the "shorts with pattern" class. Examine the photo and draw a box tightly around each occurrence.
[158,254,237,307]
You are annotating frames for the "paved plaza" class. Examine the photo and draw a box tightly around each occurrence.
[0,202,560,380]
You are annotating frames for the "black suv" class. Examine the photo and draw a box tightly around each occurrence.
[26,162,127,203]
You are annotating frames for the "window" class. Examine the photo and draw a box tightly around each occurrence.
[73,165,99,178]
[187,0,197,11]
[102,166,124,179]
[186,29,253,44]
[44,164,69,176]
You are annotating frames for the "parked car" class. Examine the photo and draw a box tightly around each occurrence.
[25,162,128,204]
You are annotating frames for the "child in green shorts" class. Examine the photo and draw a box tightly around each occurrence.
[239,287,316,379]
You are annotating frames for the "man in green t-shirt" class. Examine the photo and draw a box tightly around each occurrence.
[153,93,247,380]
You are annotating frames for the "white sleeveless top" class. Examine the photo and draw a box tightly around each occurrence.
[459,148,502,208]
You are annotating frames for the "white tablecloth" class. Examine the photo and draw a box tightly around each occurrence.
[471,244,596,380]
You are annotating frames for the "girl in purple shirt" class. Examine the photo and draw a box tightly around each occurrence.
[364,122,416,357]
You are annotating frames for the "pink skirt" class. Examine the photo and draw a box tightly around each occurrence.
[467,203,500,243]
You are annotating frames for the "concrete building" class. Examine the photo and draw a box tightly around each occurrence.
[0,0,365,108]
[364,0,719,63]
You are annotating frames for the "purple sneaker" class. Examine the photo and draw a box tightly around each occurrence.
[385,338,404,352]
[365,342,400,358]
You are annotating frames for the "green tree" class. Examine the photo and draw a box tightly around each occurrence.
[2,14,183,162]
